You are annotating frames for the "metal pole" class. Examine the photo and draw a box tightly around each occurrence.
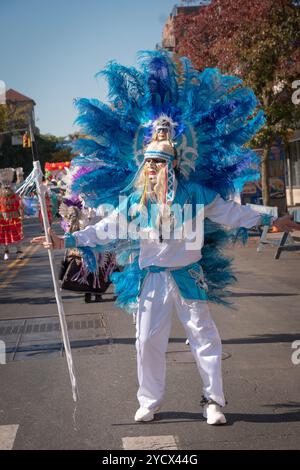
[285,144,294,208]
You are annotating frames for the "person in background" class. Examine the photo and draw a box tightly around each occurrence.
[0,168,24,260]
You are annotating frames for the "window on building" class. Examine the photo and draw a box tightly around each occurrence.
[288,140,300,187]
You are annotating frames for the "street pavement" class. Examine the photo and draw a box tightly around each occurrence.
[0,218,299,450]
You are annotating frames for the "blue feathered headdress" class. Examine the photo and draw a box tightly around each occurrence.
[69,49,265,312]
[71,50,264,204]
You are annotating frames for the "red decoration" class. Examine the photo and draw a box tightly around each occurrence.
[44,162,71,172]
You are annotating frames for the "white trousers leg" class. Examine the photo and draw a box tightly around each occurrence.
[136,272,173,410]
[173,282,225,407]
[136,271,225,410]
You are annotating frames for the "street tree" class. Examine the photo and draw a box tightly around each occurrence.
[0,105,8,133]
[177,0,300,204]
[0,132,73,176]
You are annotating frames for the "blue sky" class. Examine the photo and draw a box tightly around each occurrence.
[1,0,176,136]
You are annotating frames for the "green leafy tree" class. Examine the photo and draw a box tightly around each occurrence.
[0,105,8,133]
[0,132,73,176]
[177,0,300,204]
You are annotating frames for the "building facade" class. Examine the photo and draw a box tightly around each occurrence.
[162,4,202,52]
[4,88,36,131]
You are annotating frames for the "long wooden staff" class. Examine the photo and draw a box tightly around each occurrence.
[29,123,78,403]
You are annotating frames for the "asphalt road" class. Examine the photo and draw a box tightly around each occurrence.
[0,218,300,450]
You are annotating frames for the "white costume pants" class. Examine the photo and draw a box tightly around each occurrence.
[135,271,225,410]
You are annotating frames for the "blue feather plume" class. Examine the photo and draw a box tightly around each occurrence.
[69,50,265,313]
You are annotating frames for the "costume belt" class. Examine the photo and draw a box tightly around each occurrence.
[143,262,208,301]
[145,265,181,273]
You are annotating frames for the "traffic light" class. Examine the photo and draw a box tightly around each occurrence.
[22,132,31,148]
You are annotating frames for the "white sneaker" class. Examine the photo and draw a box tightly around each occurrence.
[4,252,9,260]
[16,251,24,260]
[134,406,160,422]
[203,403,227,425]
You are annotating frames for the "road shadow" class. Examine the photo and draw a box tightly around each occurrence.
[157,402,300,425]
[0,295,116,305]
[114,405,300,426]
[222,333,300,344]
[99,334,300,346]
[110,337,187,345]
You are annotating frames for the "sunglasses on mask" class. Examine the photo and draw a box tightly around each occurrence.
[145,158,167,164]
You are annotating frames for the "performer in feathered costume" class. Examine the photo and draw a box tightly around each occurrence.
[58,195,115,302]
[0,168,24,260]
[32,50,299,424]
